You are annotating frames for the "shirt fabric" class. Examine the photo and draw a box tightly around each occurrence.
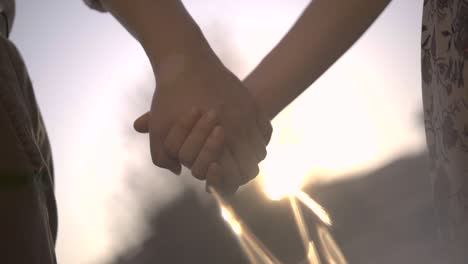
[0,0,99,262]
[0,0,467,261]
[0,0,14,36]
[0,34,57,263]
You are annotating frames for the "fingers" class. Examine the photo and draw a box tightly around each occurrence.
[191,126,225,180]
[164,108,202,159]
[205,162,221,193]
[229,127,260,184]
[220,148,244,194]
[151,147,182,175]
[148,111,182,175]
[256,110,273,145]
[178,109,218,169]
[248,122,267,162]
[206,149,242,195]
[248,111,272,162]
[203,110,271,193]
[134,112,150,133]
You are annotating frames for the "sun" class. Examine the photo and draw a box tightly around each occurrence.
[258,74,386,200]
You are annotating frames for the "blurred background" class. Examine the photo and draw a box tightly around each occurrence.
[11,0,439,263]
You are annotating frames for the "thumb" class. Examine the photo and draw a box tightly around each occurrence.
[134,111,150,133]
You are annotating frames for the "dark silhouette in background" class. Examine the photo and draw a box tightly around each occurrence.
[107,152,443,264]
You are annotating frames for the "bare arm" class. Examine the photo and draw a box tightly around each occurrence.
[98,0,272,192]
[244,0,392,119]
[99,0,218,75]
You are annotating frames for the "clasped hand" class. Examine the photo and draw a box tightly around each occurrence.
[134,54,272,194]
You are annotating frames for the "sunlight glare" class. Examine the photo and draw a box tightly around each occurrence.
[221,207,243,235]
[289,196,311,254]
[316,225,348,264]
[307,242,322,264]
[239,238,261,264]
[295,191,332,226]
[260,145,313,201]
[210,187,282,264]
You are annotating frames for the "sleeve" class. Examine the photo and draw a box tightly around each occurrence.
[1,0,15,36]
[83,0,107,12]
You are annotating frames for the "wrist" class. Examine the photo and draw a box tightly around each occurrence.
[143,23,214,69]
[243,76,275,121]
[151,43,224,88]
[144,27,223,85]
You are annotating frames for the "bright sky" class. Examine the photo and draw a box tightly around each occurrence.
[10,0,424,263]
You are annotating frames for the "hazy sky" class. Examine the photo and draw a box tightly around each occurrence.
[10,1,424,263]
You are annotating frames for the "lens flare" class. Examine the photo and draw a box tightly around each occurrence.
[210,180,344,264]
[295,191,332,226]
[307,242,322,264]
[239,237,261,264]
[210,186,282,264]
[289,196,311,255]
[221,207,243,235]
[316,225,347,264]
[259,145,314,201]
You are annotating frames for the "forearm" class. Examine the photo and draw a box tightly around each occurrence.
[99,0,219,75]
[244,0,391,119]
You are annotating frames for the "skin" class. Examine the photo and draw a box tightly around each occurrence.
[100,0,272,192]
[0,0,394,262]
[135,0,392,193]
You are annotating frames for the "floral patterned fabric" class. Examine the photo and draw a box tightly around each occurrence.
[422,0,468,260]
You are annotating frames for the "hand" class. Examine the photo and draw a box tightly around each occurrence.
[136,106,272,194]
[163,108,225,182]
[135,108,226,189]
[135,54,272,193]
